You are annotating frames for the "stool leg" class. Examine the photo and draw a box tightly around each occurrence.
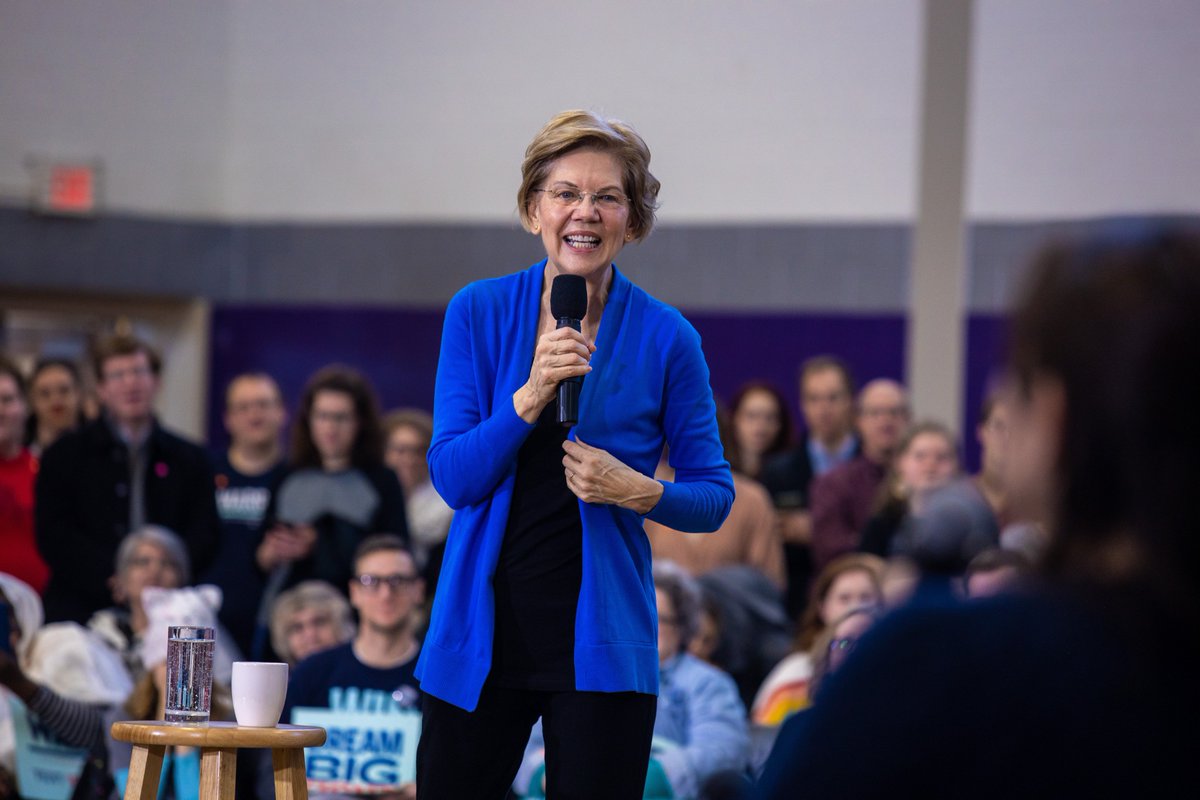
[199,747,238,799]
[124,744,166,800]
[271,747,309,800]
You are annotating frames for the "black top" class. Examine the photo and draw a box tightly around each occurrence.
[491,404,582,690]
[757,581,1200,797]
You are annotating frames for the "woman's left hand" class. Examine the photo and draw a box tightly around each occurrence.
[562,439,664,514]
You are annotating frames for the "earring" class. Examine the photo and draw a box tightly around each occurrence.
[532,224,540,233]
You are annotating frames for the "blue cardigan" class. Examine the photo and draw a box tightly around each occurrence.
[415,261,734,711]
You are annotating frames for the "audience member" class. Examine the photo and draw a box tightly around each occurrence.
[203,372,288,657]
[808,378,910,570]
[750,554,883,728]
[258,365,408,607]
[645,407,784,590]
[760,357,858,618]
[516,561,750,800]
[859,421,960,558]
[87,525,190,681]
[972,393,1011,527]
[383,409,452,594]
[729,382,792,481]
[35,334,219,624]
[757,227,1200,795]
[23,358,87,458]
[961,548,1032,599]
[269,580,355,666]
[279,535,422,799]
[0,359,48,593]
[0,572,131,800]
[805,604,882,703]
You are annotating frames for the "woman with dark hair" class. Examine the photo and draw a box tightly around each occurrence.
[23,358,87,457]
[1,358,49,594]
[758,227,1200,796]
[729,382,793,480]
[257,365,408,607]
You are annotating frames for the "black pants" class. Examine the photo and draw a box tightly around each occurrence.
[417,683,657,799]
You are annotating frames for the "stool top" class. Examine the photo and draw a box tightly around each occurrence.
[110,720,327,749]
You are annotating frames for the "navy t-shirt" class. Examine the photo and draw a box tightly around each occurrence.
[284,641,421,722]
[201,452,286,656]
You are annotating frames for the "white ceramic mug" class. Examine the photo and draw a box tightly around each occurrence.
[231,661,289,727]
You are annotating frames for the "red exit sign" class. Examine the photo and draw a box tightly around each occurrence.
[29,159,101,216]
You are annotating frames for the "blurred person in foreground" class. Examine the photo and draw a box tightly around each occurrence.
[415,109,733,798]
[757,227,1200,796]
[35,334,219,624]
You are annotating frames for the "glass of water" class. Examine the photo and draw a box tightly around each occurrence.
[164,625,215,724]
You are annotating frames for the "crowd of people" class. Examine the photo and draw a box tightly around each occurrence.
[1,108,1194,799]
[0,314,1041,799]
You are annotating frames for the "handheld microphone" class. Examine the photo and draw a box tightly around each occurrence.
[550,274,588,427]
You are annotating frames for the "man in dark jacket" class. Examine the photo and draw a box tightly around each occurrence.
[35,333,218,624]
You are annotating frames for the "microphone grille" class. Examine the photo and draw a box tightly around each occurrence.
[550,274,588,319]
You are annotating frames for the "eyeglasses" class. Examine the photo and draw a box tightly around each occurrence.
[355,573,419,591]
[534,187,628,211]
[102,365,154,384]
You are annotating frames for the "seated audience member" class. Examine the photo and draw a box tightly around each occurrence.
[269,580,355,667]
[757,228,1200,796]
[808,379,910,571]
[258,366,409,609]
[694,567,792,711]
[859,421,960,559]
[35,333,219,624]
[761,357,858,619]
[0,358,49,593]
[23,357,87,458]
[203,371,288,658]
[751,554,884,729]
[972,393,1012,527]
[729,381,793,481]
[645,407,784,590]
[278,535,422,799]
[0,572,131,800]
[88,525,190,680]
[806,605,883,704]
[961,548,1032,599]
[516,561,750,800]
[383,409,452,594]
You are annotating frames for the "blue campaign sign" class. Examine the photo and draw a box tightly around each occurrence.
[7,697,88,800]
[291,702,421,793]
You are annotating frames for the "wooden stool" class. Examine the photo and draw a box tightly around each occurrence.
[110,720,326,800]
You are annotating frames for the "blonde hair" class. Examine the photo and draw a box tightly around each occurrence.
[517,109,661,243]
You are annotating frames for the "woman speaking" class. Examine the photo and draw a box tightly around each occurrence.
[415,110,734,798]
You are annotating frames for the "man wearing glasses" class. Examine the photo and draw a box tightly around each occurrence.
[280,535,424,796]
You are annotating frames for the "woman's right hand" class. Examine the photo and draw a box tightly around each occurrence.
[513,326,595,423]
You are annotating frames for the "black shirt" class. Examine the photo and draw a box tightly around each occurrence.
[491,405,582,690]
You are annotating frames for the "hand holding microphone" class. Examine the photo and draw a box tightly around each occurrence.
[514,274,593,424]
